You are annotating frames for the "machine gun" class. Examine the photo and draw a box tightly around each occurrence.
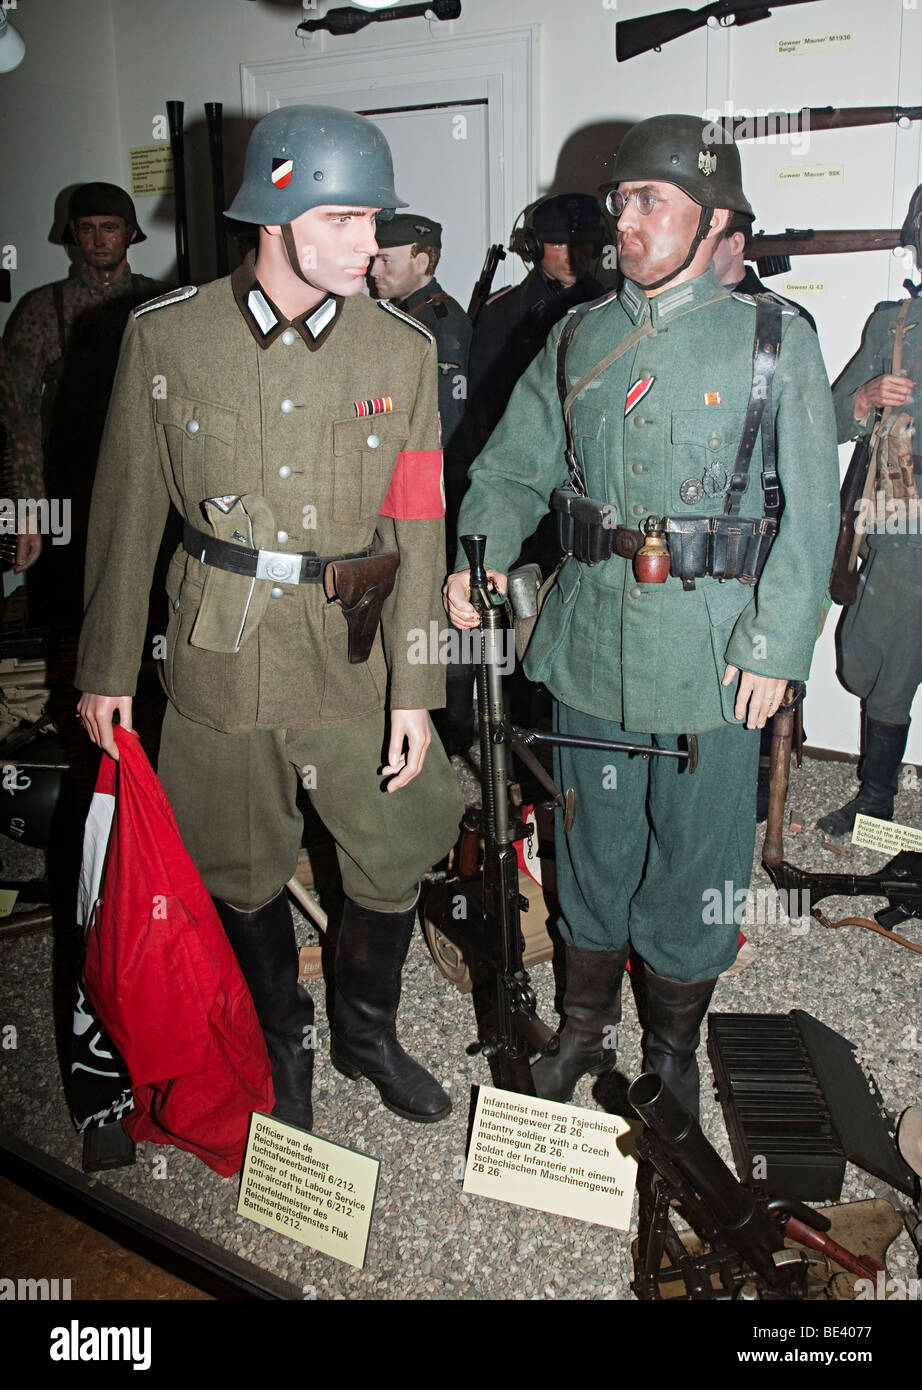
[424,534,697,1094]
[616,0,820,63]
[630,1072,885,1299]
[297,0,460,38]
[761,683,922,954]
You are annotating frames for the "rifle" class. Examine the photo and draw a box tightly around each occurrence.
[744,227,902,279]
[723,105,922,141]
[423,534,697,1094]
[616,0,820,63]
[467,243,507,325]
[630,1072,883,1298]
[204,102,229,279]
[828,412,881,607]
[761,684,922,952]
[165,100,190,284]
[297,0,460,38]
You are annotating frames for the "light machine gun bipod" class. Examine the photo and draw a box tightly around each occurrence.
[426,534,698,1095]
[630,1072,885,1300]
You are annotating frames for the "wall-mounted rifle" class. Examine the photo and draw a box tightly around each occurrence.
[744,227,902,279]
[616,0,820,62]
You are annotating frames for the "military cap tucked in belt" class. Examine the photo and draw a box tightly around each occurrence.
[374,214,442,249]
[61,182,146,243]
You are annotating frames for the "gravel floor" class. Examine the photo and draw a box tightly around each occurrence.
[0,748,920,1300]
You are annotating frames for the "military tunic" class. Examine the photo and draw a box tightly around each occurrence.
[76,254,463,908]
[0,341,41,502]
[832,294,922,722]
[456,266,839,978]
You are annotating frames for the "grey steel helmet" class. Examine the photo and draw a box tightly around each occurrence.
[606,113,754,219]
[225,104,407,226]
[603,113,753,291]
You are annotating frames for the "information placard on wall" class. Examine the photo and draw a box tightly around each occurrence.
[463,1085,636,1230]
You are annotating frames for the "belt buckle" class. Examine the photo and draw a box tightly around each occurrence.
[255,549,301,584]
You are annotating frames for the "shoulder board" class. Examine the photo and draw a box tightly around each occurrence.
[579,287,620,315]
[134,285,198,318]
[874,299,900,314]
[731,290,757,307]
[378,298,434,343]
[484,284,516,306]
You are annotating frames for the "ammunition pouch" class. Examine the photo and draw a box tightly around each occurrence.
[663,515,779,590]
[323,551,400,664]
[551,486,643,565]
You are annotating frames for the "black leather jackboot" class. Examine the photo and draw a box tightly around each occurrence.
[816,715,910,837]
[330,897,451,1123]
[640,967,716,1120]
[531,943,629,1102]
[214,891,314,1131]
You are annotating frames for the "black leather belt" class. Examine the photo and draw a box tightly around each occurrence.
[182,522,373,585]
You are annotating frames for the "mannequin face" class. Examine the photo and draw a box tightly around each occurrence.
[262,205,381,302]
[615,181,727,293]
[539,241,594,288]
[72,215,135,281]
[369,244,432,300]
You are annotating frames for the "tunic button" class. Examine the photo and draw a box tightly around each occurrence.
[281,398,295,414]
[633,415,647,428]
[184,419,200,436]
[631,463,646,475]
[366,434,380,448]
[277,530,289,544]
[630,586,644,599]
[270,586,285,599]
[631,503,646,518]
[278,465,292,479]
[281,328,297,346]
[708,434,722,450]
[172,598,180,612]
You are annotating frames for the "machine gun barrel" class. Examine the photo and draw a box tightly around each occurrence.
[630,1072,791,1283]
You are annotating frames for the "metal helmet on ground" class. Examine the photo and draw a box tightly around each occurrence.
[225,104,406,227]
[604,113,753,292]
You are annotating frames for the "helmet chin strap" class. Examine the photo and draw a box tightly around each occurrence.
[632,204,713,293]
[281,222,314,286]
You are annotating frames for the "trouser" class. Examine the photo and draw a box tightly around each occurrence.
[840,546,922,723]
[158,703,463,911]
[552,701,760,982]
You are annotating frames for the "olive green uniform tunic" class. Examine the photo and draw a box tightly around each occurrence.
[456,267,839,978]
[832,295,922,723]
[76,256,462,908]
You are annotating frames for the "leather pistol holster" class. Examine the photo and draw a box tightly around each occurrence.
[324,551,400,664]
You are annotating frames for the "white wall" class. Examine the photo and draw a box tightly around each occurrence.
[3,0,921,758]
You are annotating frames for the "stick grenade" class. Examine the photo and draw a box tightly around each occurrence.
[204,102,228,277]
[762,681,806,868]
[166,100,190,284]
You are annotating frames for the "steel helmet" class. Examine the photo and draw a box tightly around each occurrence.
[226,104,406,226]
[606,114,754,218]
[604,114,753,291]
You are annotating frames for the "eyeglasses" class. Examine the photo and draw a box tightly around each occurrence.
[606,188,683,218]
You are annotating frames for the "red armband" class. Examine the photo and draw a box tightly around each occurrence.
[380,449,445,520]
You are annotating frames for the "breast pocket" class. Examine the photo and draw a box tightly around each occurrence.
[332,411,410,522]
[155,394,239,502]
[671,407,737,511]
